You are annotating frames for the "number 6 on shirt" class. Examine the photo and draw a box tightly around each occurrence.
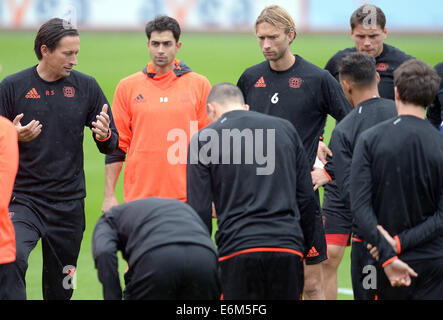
[271,92,279,104]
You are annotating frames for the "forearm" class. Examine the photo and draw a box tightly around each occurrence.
[335,159,352,209]
[94,126,119,154]
[104,162,123,198]
[329,130,352,207]
[350,139,396,266]
[396,188,443,253]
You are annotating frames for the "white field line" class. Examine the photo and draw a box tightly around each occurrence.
[338,288,354,296]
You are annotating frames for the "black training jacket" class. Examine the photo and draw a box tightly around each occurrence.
[325,43,413,100]
[92,197,218,300]
[187,110,318,259]
[0,66,119,201]
[350,115,443,266]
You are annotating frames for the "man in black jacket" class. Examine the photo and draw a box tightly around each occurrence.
[325,4,412,101]
[187,82,317,300]
[351,59,442,299]
[320,52,397,300]
[92,197,220,300]
[426,62,443,131]
[0,18,119,299]
[237,5,352,299]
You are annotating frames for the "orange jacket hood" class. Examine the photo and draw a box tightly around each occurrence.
[143,59,192,79]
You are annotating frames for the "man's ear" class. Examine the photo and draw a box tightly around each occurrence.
[287,30,296,44]
[394,86,400,101]
[340,78,352,94]
[207,102,220,123]
[376,72,381,85]
[207,102,215,116]
[382,27,388,40]
[40,45,49,58]
[243,104,250,111]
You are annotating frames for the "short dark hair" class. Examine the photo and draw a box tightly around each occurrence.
[145,15,181,43]
[207,82,245,107]
[34,18,79,60]
[339,52,377,88]
[350,5,386,30]
[394,59,440,108]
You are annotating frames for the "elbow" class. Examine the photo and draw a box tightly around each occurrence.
[100,140,119,155]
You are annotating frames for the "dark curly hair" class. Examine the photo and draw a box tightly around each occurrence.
[145,15,181,43]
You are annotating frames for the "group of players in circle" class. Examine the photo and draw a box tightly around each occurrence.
[0,4,442,300]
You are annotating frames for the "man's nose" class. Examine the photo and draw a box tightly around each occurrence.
[158,44,166,53]
[71,54,78,66]
[263,38,272,49]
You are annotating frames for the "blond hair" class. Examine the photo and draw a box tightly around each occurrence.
[255,5,296,35]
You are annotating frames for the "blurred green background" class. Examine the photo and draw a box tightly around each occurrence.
[1,30,442,300]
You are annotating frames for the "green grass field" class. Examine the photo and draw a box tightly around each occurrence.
[1,30,442,300]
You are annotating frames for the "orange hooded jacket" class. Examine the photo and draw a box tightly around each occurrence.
[112,59,210,202]
[0,116,19,264]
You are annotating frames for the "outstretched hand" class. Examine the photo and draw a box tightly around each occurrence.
[13,113,42,142]
[92,104,111,140]
[384,259,418,287]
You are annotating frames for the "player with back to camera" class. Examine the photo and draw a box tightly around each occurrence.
[321,52,397,300]
[351,59,443,299]
[187,82,318,300]
[315,4,412,300]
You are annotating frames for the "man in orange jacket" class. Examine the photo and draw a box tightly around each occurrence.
[0,116,19,298]
[102,15,211,211]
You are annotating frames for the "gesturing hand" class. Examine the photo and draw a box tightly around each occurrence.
[13,113,42,142]
[92,104,111,140]
[384,259,418,287]
[311,167,330,191]
[317,140,332,165]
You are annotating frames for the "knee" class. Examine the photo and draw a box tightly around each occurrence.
[304,272,322,291]
[303,263,325,300]
[324,245,346,269]
[303,277,324,300]
[323,254,340,270]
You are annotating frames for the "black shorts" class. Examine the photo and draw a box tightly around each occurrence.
[323,208,353,246]
[322,182,353,246]
[376,257,443,300]
[124,244,221,300]
[305,191,328,265]
[219,250,304,300]
[351,239,377,300]
[2,194,85,300]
